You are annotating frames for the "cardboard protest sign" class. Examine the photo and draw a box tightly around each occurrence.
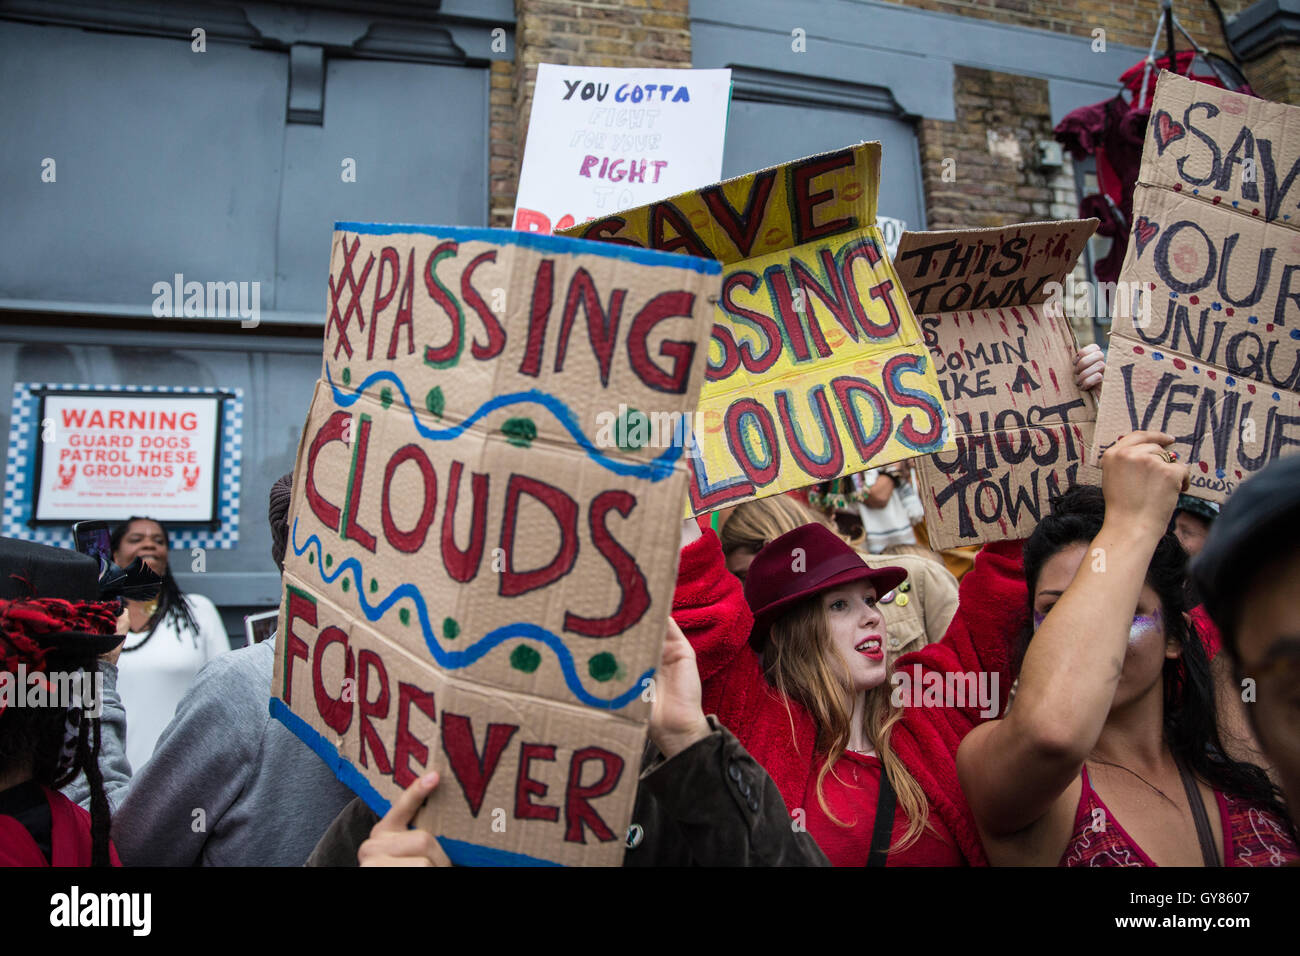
[894,220,1099,549]
[1092,71,1300,501]
[514,64,732,235]
[271,223,720,866]
[560,142,953,515]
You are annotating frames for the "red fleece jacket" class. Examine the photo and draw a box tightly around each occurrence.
[673,529,1028,866]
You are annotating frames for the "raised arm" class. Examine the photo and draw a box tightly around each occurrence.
[671,519,755,685]
[956,431,1187,839]
[62,662,133,812]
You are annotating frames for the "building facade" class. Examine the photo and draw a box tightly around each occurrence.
[3,0,1295,638]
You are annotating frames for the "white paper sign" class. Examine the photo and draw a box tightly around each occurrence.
[513,64,732,235]
[35,392,222,522]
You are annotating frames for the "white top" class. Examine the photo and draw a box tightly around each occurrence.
[856,468,919,553]
[115,593,231,772]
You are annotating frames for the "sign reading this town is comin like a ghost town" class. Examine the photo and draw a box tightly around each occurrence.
[271,223,720,866]
[560,142,953,515]
[893,219,1100,548]
[1092,71,1300,501]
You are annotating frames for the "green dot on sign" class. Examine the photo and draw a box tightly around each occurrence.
[380,386,393,408]
[308,551,315,564]
[341,577,350,592]
[501,417,537,448]
[511,644,541,673]
[588,652,618,682]
[616,407,650,452]
[442,617,460,641]
[342,367,351,385]
[426,386,445,418]
[369,578,378,593]
[325,554,333,568]
[399,607,410,626]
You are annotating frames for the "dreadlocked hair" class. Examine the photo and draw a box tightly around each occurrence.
[0,665,113,867]
[110,518,198,644]
[763,598,932,853]
[1021,485,1295,834]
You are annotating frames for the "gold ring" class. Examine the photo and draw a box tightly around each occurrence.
[1158,450,1175,463]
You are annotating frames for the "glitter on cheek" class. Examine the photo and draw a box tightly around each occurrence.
[1032,610,1046,632]
[1129,610,1164,647]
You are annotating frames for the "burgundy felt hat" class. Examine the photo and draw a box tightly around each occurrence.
[743,523,907,650]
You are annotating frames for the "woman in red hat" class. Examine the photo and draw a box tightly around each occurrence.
[674,505,1027,866]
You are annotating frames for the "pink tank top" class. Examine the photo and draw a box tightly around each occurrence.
[1061,765,1300,867]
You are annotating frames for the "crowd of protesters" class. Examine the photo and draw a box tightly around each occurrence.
[2,343,1298,868]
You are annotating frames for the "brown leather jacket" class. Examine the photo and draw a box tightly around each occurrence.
[306,717,829,867]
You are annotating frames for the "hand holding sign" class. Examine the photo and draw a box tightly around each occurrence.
[1074,344,1106,392]
[648,617,711,760]
[1099,431,1190,539]
[358,771,452,868]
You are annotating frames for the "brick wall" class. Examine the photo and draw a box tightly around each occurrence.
[491,0,1289,252]
[917,65,1099,343]
[919,66,1057,230]
[492,0,691,225]
[1246,44,1300,104]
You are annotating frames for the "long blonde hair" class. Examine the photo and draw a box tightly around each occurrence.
[720,495,838,559]
[763,596,931,851]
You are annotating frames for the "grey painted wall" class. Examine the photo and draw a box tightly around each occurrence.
[1,20,490,320]
[0,324,323,644]
[2,6,499,644]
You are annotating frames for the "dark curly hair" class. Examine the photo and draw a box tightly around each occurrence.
[1019,485,1291,828]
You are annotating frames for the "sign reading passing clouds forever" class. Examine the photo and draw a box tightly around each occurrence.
[561,142,953,514]
[1092,71,1300,501]
[894,220,1099,548]
[271,223,719,866]
[514,64,732,236]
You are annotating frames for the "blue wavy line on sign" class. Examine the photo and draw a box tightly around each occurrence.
[324,365,683,481]
[293,519,653,711]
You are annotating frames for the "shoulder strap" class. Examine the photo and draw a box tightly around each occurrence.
[866,769,897,867]
[1174,756,1221,867]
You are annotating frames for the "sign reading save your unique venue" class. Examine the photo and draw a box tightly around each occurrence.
[1092,71,1300,501]
[893,219,1099,548]
[560,142,953,514]
[271,223,720,866]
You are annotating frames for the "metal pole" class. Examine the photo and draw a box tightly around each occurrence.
[1163,0,1177,74]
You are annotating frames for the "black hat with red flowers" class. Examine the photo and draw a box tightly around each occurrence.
[0,537,124,669]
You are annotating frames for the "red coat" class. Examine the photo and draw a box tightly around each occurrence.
[673,530,1028,866]
[0,785,122,867]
